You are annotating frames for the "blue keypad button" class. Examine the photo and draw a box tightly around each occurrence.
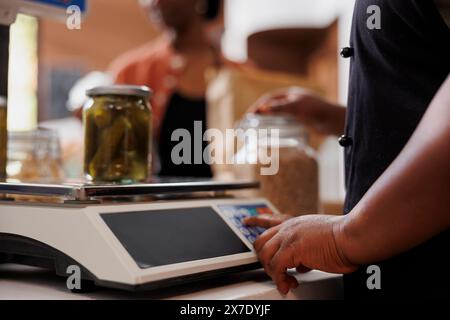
[256,227,266,234]
[239,227,250,236]
[238,209,249,216]
[249,232,259,239]
[249,227,262,236]
[233,218,242,227]
[218,204,271,242]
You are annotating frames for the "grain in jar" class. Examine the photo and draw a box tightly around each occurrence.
[235,114,319,216]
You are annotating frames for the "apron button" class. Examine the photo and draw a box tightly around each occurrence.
[338,135,353,147]
[340,47,354,58]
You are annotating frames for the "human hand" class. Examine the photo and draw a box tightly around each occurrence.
[249,87,346,136]
[244,214,312,274]
[243,213,293,229]
[253,214,358,294]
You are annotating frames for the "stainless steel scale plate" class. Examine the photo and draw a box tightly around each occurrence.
[0,178,259,201]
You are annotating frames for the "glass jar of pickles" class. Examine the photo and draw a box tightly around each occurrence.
[83,85,152,183]
[0,96,7,181]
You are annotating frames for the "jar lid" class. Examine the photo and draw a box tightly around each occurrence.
[237,114,306,138]
[8,128,61,156]
[86,85,152,99]
[0,96,6,107]
[238,113,296,128]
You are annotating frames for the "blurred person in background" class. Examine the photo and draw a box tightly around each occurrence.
[109,0,223,178]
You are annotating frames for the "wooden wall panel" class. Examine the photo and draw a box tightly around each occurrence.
[39,0,159,71]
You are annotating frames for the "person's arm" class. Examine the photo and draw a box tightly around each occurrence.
[339,75,450,264]
[245,76,450,294]
[250,87,346,136]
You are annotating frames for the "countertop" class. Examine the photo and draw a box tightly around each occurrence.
[0,264,343,300]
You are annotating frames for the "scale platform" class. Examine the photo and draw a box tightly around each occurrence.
[0,178,259,202]
[0,178,278,292]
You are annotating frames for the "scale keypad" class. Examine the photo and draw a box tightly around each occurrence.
[218,204,273,243]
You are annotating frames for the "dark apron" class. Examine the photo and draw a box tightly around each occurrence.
[157,92,213,178]
[342,0,450,299]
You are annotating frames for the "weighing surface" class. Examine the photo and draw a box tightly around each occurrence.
[0,178,259,201]
[0,264,343,300]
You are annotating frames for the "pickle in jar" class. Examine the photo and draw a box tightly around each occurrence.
[92,100,113,128]
[88,115,130,178]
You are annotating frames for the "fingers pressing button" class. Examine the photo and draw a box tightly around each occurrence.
[338,135,353,147]
[340,47,354,58]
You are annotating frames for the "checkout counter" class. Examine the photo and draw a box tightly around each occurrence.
[0,264,342,300]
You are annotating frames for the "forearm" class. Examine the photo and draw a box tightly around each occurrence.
[303,98,346,136]
[323,104,346,136]
[338,76,450,265]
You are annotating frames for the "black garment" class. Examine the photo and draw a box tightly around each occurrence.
[343,0,450,299]
[157,92,213,178]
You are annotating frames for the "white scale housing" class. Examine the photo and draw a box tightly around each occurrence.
[0,181,278,291]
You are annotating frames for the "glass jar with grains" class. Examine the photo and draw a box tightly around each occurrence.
[235,114,319,216]
[84,85,152,183]
[7,129,65,183]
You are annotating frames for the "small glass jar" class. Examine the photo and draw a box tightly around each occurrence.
[235,114,319,216]
[83,85,152,183]
[0,96,7,181]
[7,128,65,183]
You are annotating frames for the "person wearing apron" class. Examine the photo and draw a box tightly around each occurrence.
[245,0,450,299]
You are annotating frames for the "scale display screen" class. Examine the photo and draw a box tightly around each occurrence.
[101,207,251,269]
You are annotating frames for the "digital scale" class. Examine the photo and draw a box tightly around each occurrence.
[0,0,279,293]
[0,180,279,291]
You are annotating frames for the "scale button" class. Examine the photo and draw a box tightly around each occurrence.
[233,219,242,227]
[256,227,266,234]
[239,227,250,236]
[223,210,234,217]
[249,231,259,238]
[238,209,250,216]
[257,207,273,215]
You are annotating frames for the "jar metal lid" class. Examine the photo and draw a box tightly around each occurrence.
[237,113,304,130]
[86,85,152,99]
[0,96,6,107]
[237,113,308,140]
